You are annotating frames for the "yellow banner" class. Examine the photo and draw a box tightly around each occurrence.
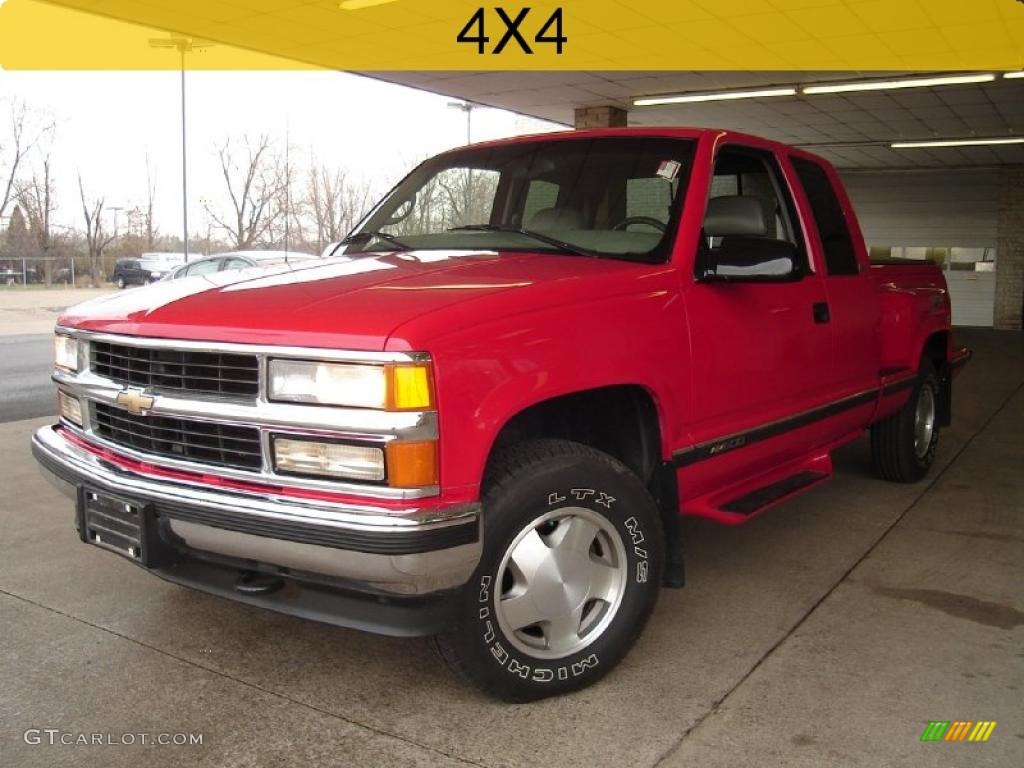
[0,0,1022,70]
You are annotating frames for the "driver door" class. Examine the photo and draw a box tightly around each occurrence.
[681,145,833,490]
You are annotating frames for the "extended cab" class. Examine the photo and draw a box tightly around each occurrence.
[33,128,970,701]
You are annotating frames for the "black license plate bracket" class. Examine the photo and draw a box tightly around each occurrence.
[78,486,157,564]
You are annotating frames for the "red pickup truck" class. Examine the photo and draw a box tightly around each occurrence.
[34,128,969,701]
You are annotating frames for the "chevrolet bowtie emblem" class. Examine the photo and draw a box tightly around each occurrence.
[115,389,155,416]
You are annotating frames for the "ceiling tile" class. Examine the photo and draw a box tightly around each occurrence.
[359,69,1024,169]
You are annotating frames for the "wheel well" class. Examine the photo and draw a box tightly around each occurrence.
[922,331,952,426]
[487,385,663,484]
[484,386,685,587]
[922,331,948,372]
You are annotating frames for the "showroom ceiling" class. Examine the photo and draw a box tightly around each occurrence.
[364,70,1024,169]
[18,0,1023,71]
[6,3,1020,169]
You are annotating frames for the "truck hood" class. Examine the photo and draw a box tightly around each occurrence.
[59,250,651,350]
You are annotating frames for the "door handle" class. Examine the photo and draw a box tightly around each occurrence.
[813,302,830,324]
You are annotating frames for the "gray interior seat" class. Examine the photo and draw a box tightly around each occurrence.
[703,196,768,237]
[528,207,585,230]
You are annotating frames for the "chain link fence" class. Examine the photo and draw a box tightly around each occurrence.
[0,253,116,289]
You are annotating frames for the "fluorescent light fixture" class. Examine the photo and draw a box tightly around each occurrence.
[634,87,796,106]
[803,73,995,95]
[339,0,399,9]
[891,137,1024,149]
[1004,71,1024,79]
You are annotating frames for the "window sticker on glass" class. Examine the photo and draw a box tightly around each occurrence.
[656,159,682,181]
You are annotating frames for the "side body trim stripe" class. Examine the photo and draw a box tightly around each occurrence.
[673,387,880,467]
[881,375,918,396]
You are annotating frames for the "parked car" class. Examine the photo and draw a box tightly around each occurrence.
[164,250,317,280]
[35,128,970,701]
[110,258,150,288]
[112,253,189,287]
[139,252,192,281]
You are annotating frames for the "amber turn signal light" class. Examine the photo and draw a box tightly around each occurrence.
[385,440,438,488]
[386,363,434,411]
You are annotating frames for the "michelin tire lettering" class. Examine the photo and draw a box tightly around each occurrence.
[476,485,654,682]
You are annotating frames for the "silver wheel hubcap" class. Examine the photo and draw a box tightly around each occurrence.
[495,506,627,659]
[914,384,936,459]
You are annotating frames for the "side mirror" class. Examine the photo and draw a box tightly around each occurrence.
[699,235,800,282]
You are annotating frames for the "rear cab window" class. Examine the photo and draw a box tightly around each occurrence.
[521,179,559,225]
[790,156,859,276]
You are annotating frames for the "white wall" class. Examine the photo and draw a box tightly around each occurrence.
[839,168,999,326]
[840,169,1000,249]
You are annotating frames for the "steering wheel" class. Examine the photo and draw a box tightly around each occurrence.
[613,216,667,232]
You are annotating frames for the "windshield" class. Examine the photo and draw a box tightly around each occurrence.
[346,136,695,263]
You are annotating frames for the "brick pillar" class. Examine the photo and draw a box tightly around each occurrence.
[573,106,628,130]
[994,165,1024,330]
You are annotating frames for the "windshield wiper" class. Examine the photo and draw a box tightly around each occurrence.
[338,230,412,252]
[449,224,598,258]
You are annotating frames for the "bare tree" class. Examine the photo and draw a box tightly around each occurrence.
[78,175,117,287]
[1,100,52,219]
[17,154,56,285]
[209,134,284,249]
[270,138,305,251]
[306,162,373,253]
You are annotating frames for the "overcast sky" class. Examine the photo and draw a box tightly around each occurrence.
[0,70,560,237]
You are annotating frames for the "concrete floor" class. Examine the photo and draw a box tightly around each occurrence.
[0,328,1021,768]
[0,287,113,336]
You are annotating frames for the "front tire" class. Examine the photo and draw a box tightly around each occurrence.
[871,360,940,482]
[433,439,664,701]
[115,276,126,289]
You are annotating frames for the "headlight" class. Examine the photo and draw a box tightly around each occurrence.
[57,390,83,426]
[54,334,79,372]
[273,437,385,481]
[268,360,433,410]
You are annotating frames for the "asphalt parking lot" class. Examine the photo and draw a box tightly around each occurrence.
[0,334,56,423]
[1,328,1021,768]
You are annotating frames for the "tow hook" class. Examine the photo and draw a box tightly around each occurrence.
[235,571,285,595]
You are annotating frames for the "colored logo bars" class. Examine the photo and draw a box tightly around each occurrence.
[920,721,997,743]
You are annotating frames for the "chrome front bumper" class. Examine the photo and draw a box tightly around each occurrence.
[32,425,481,634]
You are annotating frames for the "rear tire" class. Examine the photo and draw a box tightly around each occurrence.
[871,360,940,482]
[115,276,126,289]
[433,439,664,701]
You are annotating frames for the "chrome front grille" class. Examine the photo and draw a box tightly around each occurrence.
[91,340,259,398]
[93,402,263,471]
[54,328,439,500]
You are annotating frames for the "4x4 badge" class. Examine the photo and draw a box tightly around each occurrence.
[115,389,155,416]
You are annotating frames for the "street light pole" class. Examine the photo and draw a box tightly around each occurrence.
[180,45,188,262]
[447,101,476,144]
[108,206,124,237]
[447,102,482,222]
[150,36,214,263]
